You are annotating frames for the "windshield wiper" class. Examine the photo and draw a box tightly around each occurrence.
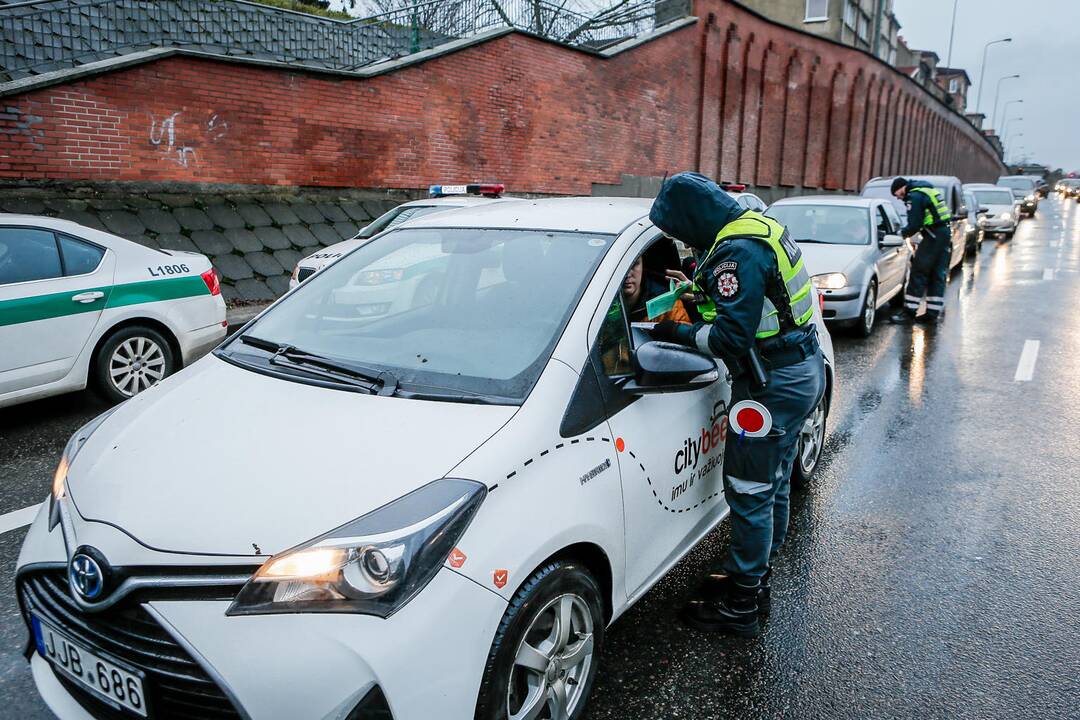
[794,238,832,244]
[238,335,399,396]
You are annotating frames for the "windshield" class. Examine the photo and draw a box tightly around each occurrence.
[767,205,870,245]
[221,227,610,402]
[973,190,1015,206]
[356,205,455,239]
[996,177,1035,191]
[861,183,892,199]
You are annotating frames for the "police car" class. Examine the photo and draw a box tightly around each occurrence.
[0,216,225,408]
[288,183,510,289]
[20,198,834,720]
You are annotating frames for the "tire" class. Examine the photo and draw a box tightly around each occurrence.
[92,325,176,403]
[792,393,827,488]
[853,280,876,338]
[1003,230,1014,240]
[475,561,604,720]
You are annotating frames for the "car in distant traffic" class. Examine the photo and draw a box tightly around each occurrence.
[996,175,1039,217]
[1058,178,1080,199]
[861,174,966,272]
[768,196,909,338]
[288,183,511,289]
[1034,177,1049,198]
[960,188,986,253]
[20,197,834,720]
[0,215,225,408]
[963,184,1020,239]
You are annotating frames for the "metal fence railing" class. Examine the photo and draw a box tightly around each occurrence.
[0,0,692,83]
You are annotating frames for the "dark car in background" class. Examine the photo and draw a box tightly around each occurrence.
[996,175,1039,217]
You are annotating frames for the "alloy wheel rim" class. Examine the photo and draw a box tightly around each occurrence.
[507,593,595,720]
[799,399,826,473]
[109,337,165,397]
[863,285,876,333]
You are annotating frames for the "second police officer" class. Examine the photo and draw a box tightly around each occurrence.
[888,177,953,324]
[649,172,826,637]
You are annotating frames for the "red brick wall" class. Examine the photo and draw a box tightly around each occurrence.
[0,0,1004,194]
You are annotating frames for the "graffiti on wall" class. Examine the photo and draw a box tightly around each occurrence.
[148,110,229,168]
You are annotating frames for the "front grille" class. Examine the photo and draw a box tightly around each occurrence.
[297,267,315,283]
[19,570,242,719]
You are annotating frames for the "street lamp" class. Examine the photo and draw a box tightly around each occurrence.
[975,37,1012,114]
[997,98,1023,132]
[946,0,960,67]
[991,74,1020,131]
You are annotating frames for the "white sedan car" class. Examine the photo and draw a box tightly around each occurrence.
[19,198,833,720]
[289,184,511,289]
[0,215,225,408]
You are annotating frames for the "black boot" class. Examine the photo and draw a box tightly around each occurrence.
[681,579,761,636]
[916,311,941,325]
[888,309,915,324]
[699,568,771,615]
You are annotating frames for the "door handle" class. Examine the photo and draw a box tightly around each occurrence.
[71,291,104,304]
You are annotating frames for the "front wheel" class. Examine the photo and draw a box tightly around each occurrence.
[854,280,877,338]
[792,393,827,487]
[92,325,176,403]
[475,561,604,720]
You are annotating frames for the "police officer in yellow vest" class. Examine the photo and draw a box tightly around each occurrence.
[889,177,953,324]
[649,172,825,637]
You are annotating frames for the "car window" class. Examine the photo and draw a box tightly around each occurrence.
[356,205,452,239]
[996,177,1035,190]
[58,235,105,276]
[882,202,901,230]
[0,228,62,285]
[235,227,610,401]
[597,293,632,378]
[767,205,870,246]
[875,205,893,236]
[973,189,1015,206]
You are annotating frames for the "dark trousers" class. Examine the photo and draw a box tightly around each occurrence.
[904,226,952,316]
[721,349,825,581]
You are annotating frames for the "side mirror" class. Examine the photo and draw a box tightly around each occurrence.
[623,341,720,394]
[977,206,990,215]
[879,233,903,248]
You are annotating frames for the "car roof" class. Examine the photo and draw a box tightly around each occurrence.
[403,197,653,234]
[770,195,877,208]
[865,175,960,186]
[963,183,1004,189]
[399,195,506,208]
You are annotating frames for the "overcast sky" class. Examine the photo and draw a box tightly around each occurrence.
[893,0,1080,171]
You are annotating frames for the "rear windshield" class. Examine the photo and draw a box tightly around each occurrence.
[767,205,870,245]
[996,177,1035,190]
[973,190,1015,206]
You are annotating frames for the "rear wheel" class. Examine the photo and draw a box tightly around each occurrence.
[475,561,604,720]
[792,393,827,487]
[853,280,877,338]
[92,325,176,403]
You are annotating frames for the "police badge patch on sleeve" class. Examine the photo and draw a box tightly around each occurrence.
[717,272,739,297]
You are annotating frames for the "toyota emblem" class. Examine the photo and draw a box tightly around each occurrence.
[68,550,106,601]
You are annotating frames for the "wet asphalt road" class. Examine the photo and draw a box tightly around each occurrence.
[2,197,1079,719]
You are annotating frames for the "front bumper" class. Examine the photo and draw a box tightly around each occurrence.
[19,508,507,720]
[979,217,1016,233]
[816,286,863,322]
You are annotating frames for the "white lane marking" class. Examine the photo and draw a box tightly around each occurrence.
[1014,340,1041,382]
[1043,268,1054,280]
[0,503,42,535]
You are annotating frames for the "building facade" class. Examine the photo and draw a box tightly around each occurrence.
[738,0,901,65]
[935,68,971,111]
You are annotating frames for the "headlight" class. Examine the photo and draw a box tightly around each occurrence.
[1001,212,1012,221]
[49,407,118,529]
[1025,194,1035,202]
[228,478,486,618]
[811,273,847,290]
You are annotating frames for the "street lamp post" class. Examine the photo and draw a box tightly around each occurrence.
[1003,118,1023,145]
[991,74,1020,131]
[998,99,1023,131]
[976,37,1011,114]
[946,0,959,67]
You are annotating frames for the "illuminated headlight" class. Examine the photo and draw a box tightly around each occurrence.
[1001,212,1012,221]
[228,479,486,618]
[1025,195,1035,202]
[811,273,847,290]
[49,408,118,530]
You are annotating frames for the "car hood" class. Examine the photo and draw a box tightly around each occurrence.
[797,242,867,277]
[67,357,515,556]
[300,237,366,271]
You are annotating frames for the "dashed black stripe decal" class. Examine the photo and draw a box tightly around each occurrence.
[504,436,605,480]
[626,448,721,514]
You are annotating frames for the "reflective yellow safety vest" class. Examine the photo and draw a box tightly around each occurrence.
[911,186,952,226]
[695,212,815,339]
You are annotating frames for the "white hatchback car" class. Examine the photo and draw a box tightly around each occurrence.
[963,183,1020,238]
[19,199,834,720]
[0,215,225,408]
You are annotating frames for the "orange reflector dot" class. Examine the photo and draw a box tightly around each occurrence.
[615,437,625,452]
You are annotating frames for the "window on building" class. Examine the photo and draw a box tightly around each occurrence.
[857,14,870,41]
[843,0,856,28]
[806,0,829,21]
[949,78,959,93]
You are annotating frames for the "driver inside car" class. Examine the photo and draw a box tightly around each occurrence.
[622,250,692,325]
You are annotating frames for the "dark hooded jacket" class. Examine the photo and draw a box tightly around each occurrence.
[901,179,950,239]
[649,172,811,367]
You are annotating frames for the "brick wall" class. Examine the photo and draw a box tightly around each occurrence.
[0,0,1004,195]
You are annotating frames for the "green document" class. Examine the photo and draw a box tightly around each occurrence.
[645,280,692,319]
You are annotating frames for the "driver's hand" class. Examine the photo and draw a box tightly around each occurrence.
[664,270,696,303]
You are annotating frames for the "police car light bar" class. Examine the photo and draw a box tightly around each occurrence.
[428,183,505,198]
[719,182,747,192]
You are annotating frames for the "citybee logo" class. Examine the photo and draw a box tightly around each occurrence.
[674,415,728,475]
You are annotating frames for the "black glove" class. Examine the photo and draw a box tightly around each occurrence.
[653,320,686,345]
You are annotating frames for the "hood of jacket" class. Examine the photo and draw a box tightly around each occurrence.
[907,179,935,191]
[649,172,747,253]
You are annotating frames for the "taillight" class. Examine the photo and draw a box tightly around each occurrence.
[201,268,221,296]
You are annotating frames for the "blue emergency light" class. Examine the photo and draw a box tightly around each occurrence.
[428,183,505,198]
